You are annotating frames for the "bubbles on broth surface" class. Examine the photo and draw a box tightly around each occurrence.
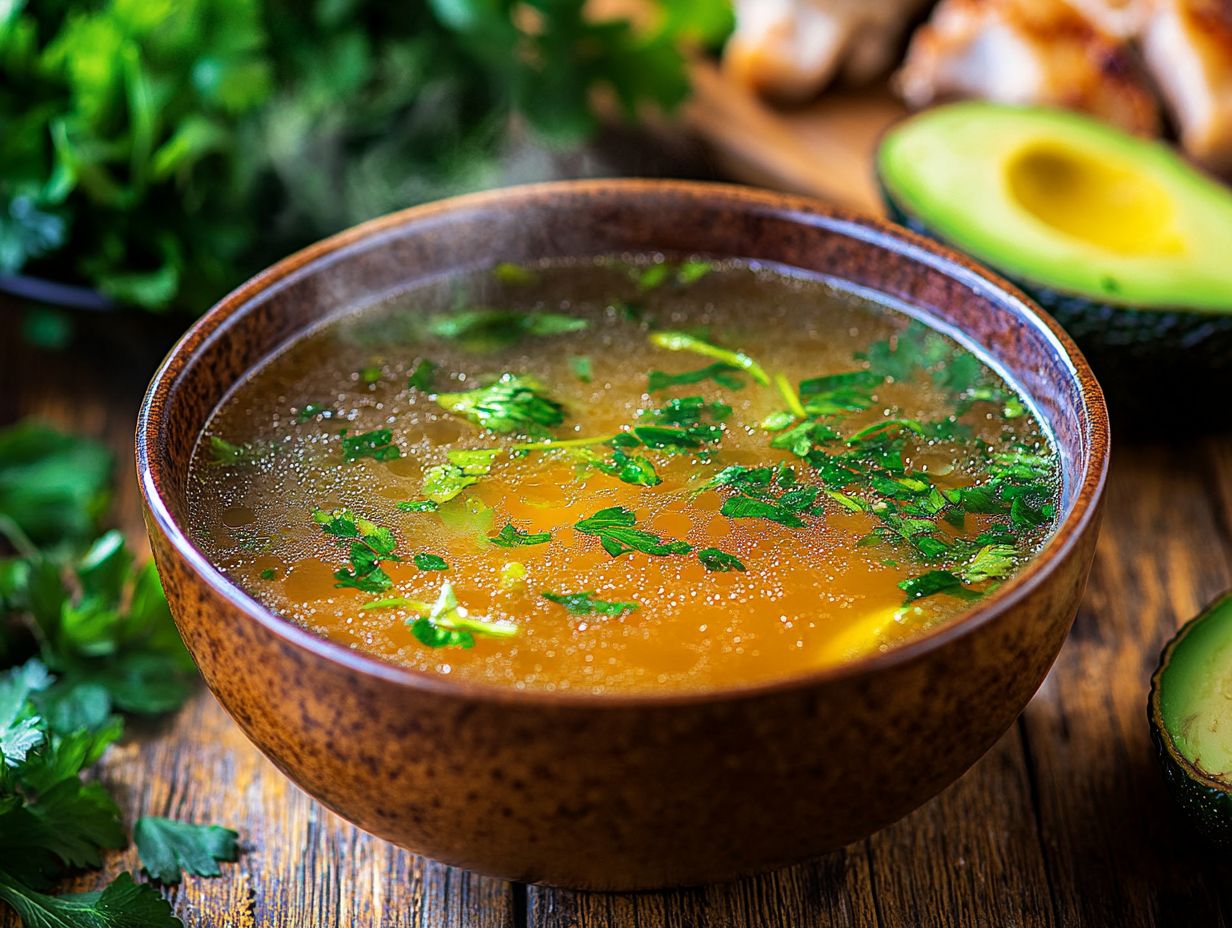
[187,257,1061,693]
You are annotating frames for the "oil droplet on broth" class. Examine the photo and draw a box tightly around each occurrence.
[185,257,1062,693]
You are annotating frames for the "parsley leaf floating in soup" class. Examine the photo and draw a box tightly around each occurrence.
[187,258,1061,693]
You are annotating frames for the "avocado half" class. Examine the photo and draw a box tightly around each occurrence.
[1149,593,1232,847]
[876,102,1232,410]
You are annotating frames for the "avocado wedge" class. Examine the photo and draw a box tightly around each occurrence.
[1149,593,1232,846]
[877,103,1232,407]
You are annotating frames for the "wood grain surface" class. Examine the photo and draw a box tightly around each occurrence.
[2,293,1231,927]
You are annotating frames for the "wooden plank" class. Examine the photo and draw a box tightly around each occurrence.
[1019,442,1232,928]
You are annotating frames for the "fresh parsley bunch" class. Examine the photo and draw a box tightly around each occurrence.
[0,420,235,927]
[0,0,732,313]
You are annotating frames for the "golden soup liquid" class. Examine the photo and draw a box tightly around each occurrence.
[187,258,1061,693]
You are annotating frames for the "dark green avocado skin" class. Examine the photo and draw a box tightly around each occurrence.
[881,193,1232,422]
[1148,609,1232,849]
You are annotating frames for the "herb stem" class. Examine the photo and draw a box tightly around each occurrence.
[773,372,807,419]
[512,434,619,451]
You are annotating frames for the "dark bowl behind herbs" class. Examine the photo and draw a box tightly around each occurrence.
[137,180,1109,889]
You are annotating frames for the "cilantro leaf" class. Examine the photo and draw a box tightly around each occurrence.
[488,524,551,548]
[436,374,565,435]
[899,571,983,604]
[421,448,501,503]
[0,422,111,549]
[541,591,639,617]
[574,507,692,558]
[407,360,437,392]
[569,356,592,383]
[719,496,805,529]
[428,310,587,350]
[591,449,661,487]
[413,553,449,571]
[0,871,179,928]
[959,544,1019,584]
[134,817,239,884]
[396,500,439,513]
[340,429,401,463]
[697,548,746,572]
[647,362,745,393]
[315,510,401,593]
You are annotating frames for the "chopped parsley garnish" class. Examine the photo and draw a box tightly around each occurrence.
[397,499,440,513]
[899,570,983,603]
[259,568,277,580]
[647,362,745,393]
[436,374,565,435]
[632,259,713,291]
[574,506,692,558]
[340,428,401,463]
[649,331,770,385]
[208,435,255,465]
[623,396,730,454]
[409,581,517,649]
[591,448,661,487]
[697,548,745,572]
[719,495,806,528]
[294,403,331,423]
[428,309,587,350]
[407,359,437,392]
[313,508,400,593]
[413,553,449,571]
[492,262,538,285]
[542,590,640,616]
[359,363,383,385]
[489,523,552,547]
[569,355,593,383]
[421,448,501,503]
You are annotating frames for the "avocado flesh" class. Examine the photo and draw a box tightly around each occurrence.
[1151,595,1232,846]
[877,102,1232,312]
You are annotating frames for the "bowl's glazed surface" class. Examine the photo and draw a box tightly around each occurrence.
[137,180,1108,890]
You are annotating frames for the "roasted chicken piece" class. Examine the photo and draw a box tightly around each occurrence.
[1140,0,1232,172]
[896,0,1160,135]
[724,0,933,102]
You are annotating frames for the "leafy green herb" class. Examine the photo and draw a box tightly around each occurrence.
[313,509,400,594]
[259,568,276,581]
[574,507,692,558]
[294,403,331,423]
[407,360,437,392]
[959,544,1018,584]
[396,500,440,513]
[436,374,565,435]
[413,553,449,571]
[591,449,661,487]
[340,429,401,463]
[569,355,593,383]
[421,448,502,504]
[649,331,770,385]
[719,496,805,529]
[632,259,713,291]
[409,582,516,649]
[134,817,239,884]
[428,310,588,350]
[492,262,538,285]
[899,571,983,604]
[208,436,255,466]
[0,871,179,928]
[359,363,383,385]
[0,421,111,550]
[541,591,639,617]
[489,524,551,548]
[647,362,746,393]
[697,548,745,572]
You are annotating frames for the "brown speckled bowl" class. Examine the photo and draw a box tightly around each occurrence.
[136,180,1108,890]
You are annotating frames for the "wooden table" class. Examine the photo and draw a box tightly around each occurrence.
[2,291,1231,928]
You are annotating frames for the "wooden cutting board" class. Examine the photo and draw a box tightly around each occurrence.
[680,61,907,215]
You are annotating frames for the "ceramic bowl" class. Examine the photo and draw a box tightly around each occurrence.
[136,180,1108,890]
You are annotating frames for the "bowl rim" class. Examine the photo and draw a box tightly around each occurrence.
[136,178,1109,708]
